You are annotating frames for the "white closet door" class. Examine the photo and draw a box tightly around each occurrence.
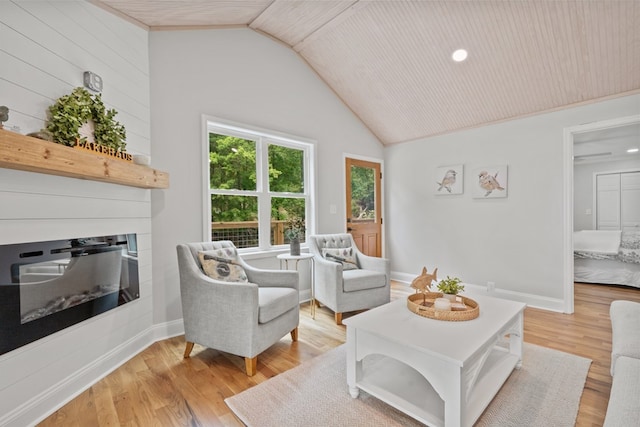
[621,172,640,231]
[596,174,621,230]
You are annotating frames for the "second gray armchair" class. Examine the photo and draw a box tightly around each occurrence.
[309,233,390,324]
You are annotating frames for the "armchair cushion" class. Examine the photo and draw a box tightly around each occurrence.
[343,269,387,292]
[322,247,359,270]
[258,287,299,323]
[198,249,248,283]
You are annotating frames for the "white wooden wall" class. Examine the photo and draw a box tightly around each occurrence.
[0,2,153,426]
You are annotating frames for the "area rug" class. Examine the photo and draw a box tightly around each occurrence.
[225,343,591,427]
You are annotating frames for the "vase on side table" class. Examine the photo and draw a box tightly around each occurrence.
[290,238,300,256]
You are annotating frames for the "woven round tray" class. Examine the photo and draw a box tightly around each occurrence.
[407,292,479,321]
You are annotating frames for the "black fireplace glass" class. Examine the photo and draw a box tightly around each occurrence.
[0,234,140,355]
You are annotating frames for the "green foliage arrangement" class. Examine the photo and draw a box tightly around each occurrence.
[284,216,305,241]
[46,87,126,150]
[437,276,465,295]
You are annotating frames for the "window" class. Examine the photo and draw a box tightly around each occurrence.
[204,118,314,251]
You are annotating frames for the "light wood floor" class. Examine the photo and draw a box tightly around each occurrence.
[39,282,640,427]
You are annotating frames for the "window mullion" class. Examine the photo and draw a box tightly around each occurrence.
[257,138,271,250]
[303,146,312,240]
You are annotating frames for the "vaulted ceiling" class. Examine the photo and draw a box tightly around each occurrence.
[94,0,640,145]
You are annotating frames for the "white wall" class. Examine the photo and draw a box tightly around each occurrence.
[149,28,383,324]
[0,2,154,426]
[385,94,640,308]
[574,158,640,231]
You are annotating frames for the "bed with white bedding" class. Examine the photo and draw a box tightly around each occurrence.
[574,230,640,288]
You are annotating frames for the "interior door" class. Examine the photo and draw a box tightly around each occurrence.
[621,171,640,231]
[596,173,621,230]
[345,157,382,257]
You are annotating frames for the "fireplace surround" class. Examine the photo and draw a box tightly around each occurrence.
[0,234,140,356]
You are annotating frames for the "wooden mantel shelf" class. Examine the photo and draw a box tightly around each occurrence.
[0,129,169,189]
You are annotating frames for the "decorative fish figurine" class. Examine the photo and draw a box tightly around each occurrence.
[411,267,438,304]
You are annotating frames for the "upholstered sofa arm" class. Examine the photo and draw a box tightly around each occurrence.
[314,256,342,288]
[185,277,259,316]
[357,252,390,275]
[177,243,262,356]
[243,265,299,290]
[180,277,263,354]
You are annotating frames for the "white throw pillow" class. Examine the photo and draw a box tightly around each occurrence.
[322,247,359,270]
[198,248,248,283]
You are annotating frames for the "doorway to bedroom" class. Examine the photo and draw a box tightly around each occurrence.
[565,115,640,312]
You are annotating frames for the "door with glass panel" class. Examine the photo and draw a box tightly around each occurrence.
[345,157,382,257]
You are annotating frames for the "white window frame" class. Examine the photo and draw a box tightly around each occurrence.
[202,115,316,253]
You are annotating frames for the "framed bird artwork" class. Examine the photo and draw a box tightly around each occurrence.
[434,164,464,195]
[472,165,508,198]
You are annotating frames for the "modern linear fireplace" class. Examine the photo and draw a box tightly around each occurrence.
[0,234,140,356]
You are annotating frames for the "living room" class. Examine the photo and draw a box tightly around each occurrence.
[1,1,639,426]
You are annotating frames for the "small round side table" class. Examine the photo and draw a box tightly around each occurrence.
[277,253,316,319]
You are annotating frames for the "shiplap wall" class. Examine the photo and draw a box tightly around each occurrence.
[0,2,153,426]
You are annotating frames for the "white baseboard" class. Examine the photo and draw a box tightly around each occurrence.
[391,271,565,312]
[149,318,185,341]
[299,288,311,303]
[1,320,186,427]
[391,271,417,285]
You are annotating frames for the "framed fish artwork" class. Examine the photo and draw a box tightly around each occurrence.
[472,165,508,198]
[434,164,464,195]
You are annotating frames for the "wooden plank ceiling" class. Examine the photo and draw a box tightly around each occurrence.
[96,0,640,145]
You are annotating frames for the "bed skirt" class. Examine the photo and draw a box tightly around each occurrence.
[574,257,640,288]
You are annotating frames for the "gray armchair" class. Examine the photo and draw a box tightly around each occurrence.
[176,241,299,376]
[309,233,390,325]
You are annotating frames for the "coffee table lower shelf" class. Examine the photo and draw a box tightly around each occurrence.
[354,347,519,427]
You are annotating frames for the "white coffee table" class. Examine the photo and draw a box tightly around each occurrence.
[343,293,526,427]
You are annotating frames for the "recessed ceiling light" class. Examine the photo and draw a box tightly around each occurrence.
[627,148,639,153]
[452,49,468,62]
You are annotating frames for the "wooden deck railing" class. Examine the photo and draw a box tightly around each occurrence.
[211,220,290,246]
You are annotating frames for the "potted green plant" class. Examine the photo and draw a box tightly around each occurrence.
[437,276,464,301]
[285,216,305,256]
[45,87,126,151]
